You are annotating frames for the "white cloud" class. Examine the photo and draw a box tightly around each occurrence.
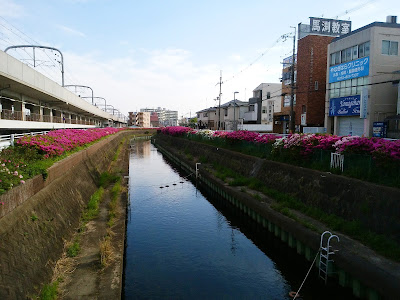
[63,48,219,118]
[229,54,241,61]
[0,0,25,18]
[57,25,86,37]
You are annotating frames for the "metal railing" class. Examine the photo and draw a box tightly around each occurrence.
[25,113,41,122]
[0,131,50,150]
[1,109,23,121]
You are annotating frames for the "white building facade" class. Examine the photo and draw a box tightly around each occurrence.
[324,17,400,137]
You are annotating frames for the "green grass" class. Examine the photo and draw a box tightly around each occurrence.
[98,172,120,188]
[82,187,104,221]
[112,138,126,161]
[107,178,121,228]
[210,164,400,261]
[66,240,80,258]
[38,281,59,300]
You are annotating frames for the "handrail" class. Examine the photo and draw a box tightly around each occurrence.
[0,131,50,150]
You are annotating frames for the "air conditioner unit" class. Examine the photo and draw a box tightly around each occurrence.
[274,121,281,125]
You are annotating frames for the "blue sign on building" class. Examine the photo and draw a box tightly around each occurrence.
[329,56,370,83]
[372,122,387,138]
[329,95,361,116]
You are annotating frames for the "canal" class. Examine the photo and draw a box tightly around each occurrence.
[123,141,356,299]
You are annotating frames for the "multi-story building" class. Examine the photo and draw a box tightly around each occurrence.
[242,83,281,132]
[220,100,248,131]
[324,16,400,137]
[296,35,334,132]
[128,111,150,127]
[141,107,178,127]
[150,112,159,127]
[276,56,297,133]
[197,107,217,129]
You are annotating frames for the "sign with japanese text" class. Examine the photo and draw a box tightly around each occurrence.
[372,122,387,138]
[360,87,368,118]
[283,54,296,68]
[310,17,351,36]
[329,95,360,116]
[329,56,370,83]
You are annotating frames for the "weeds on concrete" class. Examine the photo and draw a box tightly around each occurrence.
[211,164,400,261]
[82,187,104,222]
[107,178,121,228]
[100,236,113,267]
[38,280,59,300]
[112,138,126,162]
[66,239,80,258]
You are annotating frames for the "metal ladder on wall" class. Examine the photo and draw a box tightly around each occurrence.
[319,231,340,284]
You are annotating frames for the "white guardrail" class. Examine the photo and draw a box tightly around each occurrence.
[0,131,49,150]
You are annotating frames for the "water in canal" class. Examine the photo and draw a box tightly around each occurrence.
[123,141,356,299]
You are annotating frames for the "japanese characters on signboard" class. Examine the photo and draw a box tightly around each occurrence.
[310,18,351,36]
[283,55,296,69]
[372,122,387,138]
[329,56,370,83]
[360,87,368,119]
[329,95,361,117]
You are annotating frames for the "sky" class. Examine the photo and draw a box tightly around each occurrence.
[0,0,399,119]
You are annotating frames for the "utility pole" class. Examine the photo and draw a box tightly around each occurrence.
[217,70,223,130]
[289,27,296,133]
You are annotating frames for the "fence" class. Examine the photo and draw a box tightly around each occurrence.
[0,131,50,150]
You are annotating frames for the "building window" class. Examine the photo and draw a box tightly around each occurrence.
[267,92,271,99]
[364,41,370,56]
[315,81,319,90]
[352,45,358,59]
[330,41,370,66]
[249,105,255,112]
[262,106,267,113]
[329,76,368,98]
[302,105,306,113]
[382,40,399,55]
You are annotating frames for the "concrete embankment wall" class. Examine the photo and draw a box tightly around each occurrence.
[154,134,400,300]
[0,131,131,299]
[156,135,400,240]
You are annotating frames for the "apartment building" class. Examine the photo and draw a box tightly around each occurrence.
[141,107,178,127]
[128,111,150,127]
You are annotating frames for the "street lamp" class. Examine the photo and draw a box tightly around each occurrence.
[233,91,239,131]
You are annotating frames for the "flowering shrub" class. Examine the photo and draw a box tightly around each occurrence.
[161,127,400,162]
[17,128,122,158]
[161,126,193,136]
[0,128,123,194]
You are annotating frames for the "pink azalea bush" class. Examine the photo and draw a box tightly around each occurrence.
[161,126,193,136]
[17,128,122,158]
[0,128,123,194]
[161,127,400,162]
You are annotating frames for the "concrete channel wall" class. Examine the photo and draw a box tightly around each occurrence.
[154,134,400,300]
[0,131,131,299]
